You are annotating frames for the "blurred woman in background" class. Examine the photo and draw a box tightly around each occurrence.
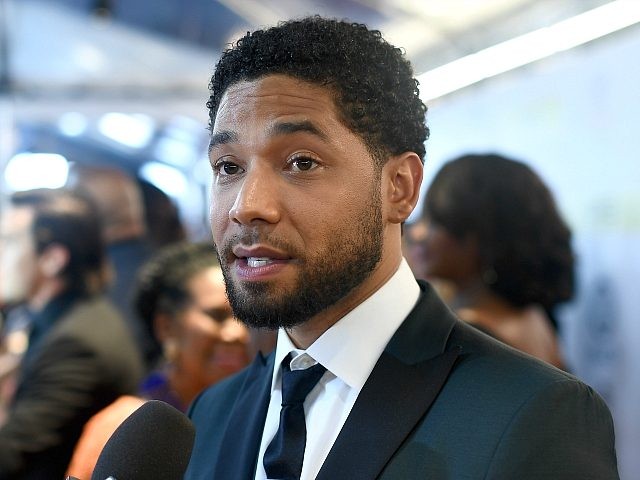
[406,153,574,369]
[66,241,269,479]
[133,241,251,411]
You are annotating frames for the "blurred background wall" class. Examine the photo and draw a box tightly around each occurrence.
[1,1,639,477]
[415,25,640,478]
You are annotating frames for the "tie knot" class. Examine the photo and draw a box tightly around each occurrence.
[281,356,326,405]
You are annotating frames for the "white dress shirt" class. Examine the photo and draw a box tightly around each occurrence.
[254,259,420,480]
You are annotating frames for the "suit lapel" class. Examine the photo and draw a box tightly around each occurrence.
[316,347,460,480]
[213,352,274,480]
[317,281,461,480]
[212,281,460,479]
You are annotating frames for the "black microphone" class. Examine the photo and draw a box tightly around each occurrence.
[90,400,195,480]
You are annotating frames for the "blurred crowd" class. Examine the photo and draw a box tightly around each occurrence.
[0,152,578,478]
[0,165,275,479]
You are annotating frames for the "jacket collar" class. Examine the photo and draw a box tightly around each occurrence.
[317,281,461,479]
[213,280,460,480]
[212,351,274,480]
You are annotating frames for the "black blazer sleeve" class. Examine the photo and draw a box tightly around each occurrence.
[0,336,105,476]
[0,298,142,480]
[484,379,618,479]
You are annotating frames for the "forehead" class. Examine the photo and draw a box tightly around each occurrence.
[214,75,341,133]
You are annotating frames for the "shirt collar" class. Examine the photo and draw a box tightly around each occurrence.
[272,258,419,391]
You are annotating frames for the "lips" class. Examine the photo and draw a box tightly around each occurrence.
[231,245,293,280]
[232,245,291,264]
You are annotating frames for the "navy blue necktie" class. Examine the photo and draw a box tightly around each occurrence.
[263,355,327,480]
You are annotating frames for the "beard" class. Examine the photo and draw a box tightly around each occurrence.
[214,187,384,330]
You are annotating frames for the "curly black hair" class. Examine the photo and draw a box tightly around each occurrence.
[423,154,575,311]
[132,242,220,363]
[208,16,429,165]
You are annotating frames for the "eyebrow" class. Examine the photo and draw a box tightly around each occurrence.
[208,131,239,152]
[267,121,328,141]
[208,120,327,153]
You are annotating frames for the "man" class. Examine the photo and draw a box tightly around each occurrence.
[0,189,143,479]
[67,165,156,367]
[186,17,618,479]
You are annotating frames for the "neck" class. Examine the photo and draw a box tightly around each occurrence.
[286,254,402,349]
[166,366,192,408]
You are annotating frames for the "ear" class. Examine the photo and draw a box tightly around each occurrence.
[382,152,423,224]
[153,313,176,342]
[38,244,70,278]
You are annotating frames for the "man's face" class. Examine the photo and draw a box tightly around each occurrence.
[208,74,387,330]
[0,206,37,305]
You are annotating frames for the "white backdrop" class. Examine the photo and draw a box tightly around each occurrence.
[419,26,640,480]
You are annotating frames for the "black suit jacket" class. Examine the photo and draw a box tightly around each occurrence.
[0,296,143,480]
[186,281,618,479]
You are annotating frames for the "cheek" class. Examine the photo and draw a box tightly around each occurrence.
[180,331,217,369]
[180,313,220,347]
[309,189,368,234]
[210,200,230,243]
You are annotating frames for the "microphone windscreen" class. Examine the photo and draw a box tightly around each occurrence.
[91,400,195,480]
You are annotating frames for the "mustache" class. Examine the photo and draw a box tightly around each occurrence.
[215,229,300,262]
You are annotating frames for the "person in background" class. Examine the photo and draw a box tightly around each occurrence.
[67,165,156,368]
[0,265,31,426]
[402,218,457,305]
[65,241,272,480]
[0,304,29,426]
[138,179,188,251]
[185,16,617,479]
[133,241,253,411]
[0,189,143,479]
[407,153,574,369]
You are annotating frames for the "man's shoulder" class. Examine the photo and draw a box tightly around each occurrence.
[192,366,254,409]
[449,319,576,391]
[62,295,121,322]
[434,319,611,433]
[189,354,271,421]
[52,296,134,345]
[38,296,144,386]
[402,283,577,394]
[186,360,268,472]
[401,320,617,478]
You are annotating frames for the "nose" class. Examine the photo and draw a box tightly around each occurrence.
[228,167,280,225]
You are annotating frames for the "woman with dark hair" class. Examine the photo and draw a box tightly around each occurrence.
[132,241,251,411]
[65,242,266,479]
[409,153,574,368]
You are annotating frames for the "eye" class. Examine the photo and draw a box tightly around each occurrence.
[289,154,320,172]
[213,159,244,176]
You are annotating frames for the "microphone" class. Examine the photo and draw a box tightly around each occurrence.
[90,400,195,480]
